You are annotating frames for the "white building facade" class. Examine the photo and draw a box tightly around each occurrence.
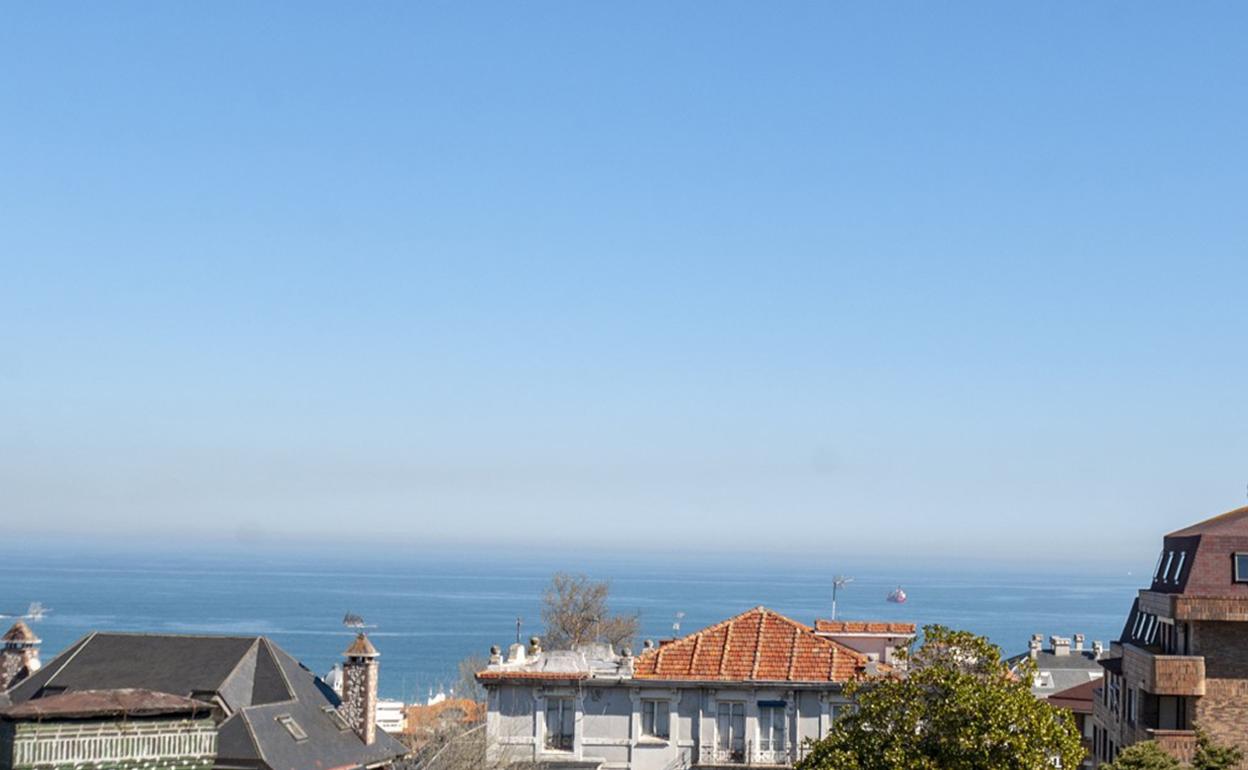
[479,607,898,770]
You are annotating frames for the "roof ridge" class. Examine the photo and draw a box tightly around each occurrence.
[750,609,767,679]
[786,622,800,681]
[1169,504,1248,536]
[42,631,97,689]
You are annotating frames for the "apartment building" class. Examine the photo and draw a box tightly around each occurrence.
[1092,506,1248,766]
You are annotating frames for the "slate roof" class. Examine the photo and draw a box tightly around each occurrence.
[1006,646,1104,697]
[633,606,871,683]
[4,633,406,770]
[814,620,916,635]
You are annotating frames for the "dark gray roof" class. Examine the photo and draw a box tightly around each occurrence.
[1006,648,1105,698]
[5,633,406,770]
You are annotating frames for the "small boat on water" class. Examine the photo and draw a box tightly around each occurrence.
[886,587,907,604]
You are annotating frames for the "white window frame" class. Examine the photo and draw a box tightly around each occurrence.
[1234,553,1248,583]
[640,698,670,740]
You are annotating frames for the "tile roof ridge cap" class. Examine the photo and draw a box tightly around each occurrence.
[750,609,767,679]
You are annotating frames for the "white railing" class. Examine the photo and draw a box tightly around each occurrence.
[13,723,216,767]
[696,742,794,766]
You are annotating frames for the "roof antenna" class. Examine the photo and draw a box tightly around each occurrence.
[672,611,685,636]
[831,575,854,621]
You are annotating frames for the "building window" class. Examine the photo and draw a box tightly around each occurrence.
[716,702,745,760]
[1171,551,1186,583]
[276,715,308,741]
[641,699,669,739]
[758,702,786,754]
[1127,688,1137,725]
[1235,553,1248,583]
[545,697,575,751]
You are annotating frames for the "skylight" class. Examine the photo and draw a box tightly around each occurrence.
[277,715,308,741]
[1159,551,1175,583]
[322,705,351,731]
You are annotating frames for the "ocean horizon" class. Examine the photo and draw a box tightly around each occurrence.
[1,541,1142,701]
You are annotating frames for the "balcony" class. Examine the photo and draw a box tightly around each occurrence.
[1147,730,1198,763]
[1123,645,1205,696]
[695,743,803,767]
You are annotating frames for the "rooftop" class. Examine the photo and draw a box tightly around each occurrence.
[633,606,873,683]
[1168,505,1248,537]
[814,620,916,635]
[0,688,211,721]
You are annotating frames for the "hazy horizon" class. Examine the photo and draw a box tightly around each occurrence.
[5,3,1248,563]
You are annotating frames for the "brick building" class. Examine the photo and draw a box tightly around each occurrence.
[1091,506,1248,766]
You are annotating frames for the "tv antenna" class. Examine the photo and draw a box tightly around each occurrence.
[831,575,854,620]
[672,611,685,635]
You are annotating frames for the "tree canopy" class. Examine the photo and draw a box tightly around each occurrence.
[797,625,1084,770]
[539,572,639,650]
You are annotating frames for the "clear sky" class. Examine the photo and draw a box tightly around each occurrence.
[3,3,1247,566]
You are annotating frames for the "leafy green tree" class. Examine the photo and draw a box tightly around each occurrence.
[797,625,1084,770]
[1193,731,1244,770]
[1101,740,1181,770]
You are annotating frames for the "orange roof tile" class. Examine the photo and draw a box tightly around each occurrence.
[634,607,871,683]
[814,620,916,635]
[475,670,589,681]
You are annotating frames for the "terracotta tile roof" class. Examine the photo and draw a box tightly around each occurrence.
[1047,679,1098,715]
[814,620,916,635]
[475,670,589,681]
[633,606,871,683]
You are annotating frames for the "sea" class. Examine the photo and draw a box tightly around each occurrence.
[0,542,1143,702]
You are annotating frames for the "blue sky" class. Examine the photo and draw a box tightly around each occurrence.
[3,3,1247,565]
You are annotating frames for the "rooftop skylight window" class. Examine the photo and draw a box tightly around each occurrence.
[277,715,308,741]
[1153,551,1166,581]
[322,706,351,731]
[1160,551,1175,584]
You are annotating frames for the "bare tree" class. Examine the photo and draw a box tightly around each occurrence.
[454,653,487,704]
[540,572,639,650]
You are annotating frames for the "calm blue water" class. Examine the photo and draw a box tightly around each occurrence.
[0,544,1141,701]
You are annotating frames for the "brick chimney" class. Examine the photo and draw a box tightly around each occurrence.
[340,633,379,745]
[0,621,41,690]
[1051,635,1071,656]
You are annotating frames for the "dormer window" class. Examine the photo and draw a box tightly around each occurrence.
[1234,554,1248,583]
[1170,551,1186,583]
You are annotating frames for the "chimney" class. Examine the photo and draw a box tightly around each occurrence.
[1051,636,1071,656]
[1092,641,1105,658]
[341,633,379,745]
[0,621,41,691]
[1028,634,1043,661]
[507,643,526,664]
[1073,633,1085,653]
